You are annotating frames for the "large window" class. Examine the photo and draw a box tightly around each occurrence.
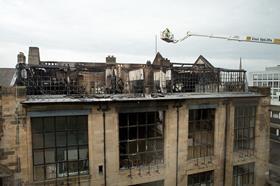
[188,170,214,186]
[252,74,257,80]
[119,111,164,169]
[188,109,215,159]
[233,163,255,186]
[131,180,164,186]
[234,106,256,151]
[31,116,89,181]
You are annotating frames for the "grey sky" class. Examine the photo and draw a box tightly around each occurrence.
[0,0,279,72]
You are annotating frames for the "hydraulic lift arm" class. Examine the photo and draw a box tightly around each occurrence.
[161,28,280,45]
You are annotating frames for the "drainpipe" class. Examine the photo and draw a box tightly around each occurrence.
[223,100,229,185]
[98,103,109,186]
[174,102,182,186]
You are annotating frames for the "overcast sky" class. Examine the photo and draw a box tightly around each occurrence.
[0,0,279,72]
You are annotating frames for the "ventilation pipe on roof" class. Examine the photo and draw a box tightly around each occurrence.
[106,55,116,64]
[17,52,26,64]
[28,47,40,65]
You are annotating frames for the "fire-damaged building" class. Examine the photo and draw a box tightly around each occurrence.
[0,47,270,186]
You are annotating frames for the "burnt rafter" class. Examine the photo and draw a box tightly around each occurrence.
[16,53,246,96]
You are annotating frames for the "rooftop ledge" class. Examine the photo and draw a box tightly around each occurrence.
[22,92,264,104]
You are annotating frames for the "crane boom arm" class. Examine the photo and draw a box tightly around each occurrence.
[161,28,280,45]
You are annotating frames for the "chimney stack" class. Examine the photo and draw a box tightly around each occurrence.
[17,52,26,64]
[28,47,40,65]
[106,55,116,64]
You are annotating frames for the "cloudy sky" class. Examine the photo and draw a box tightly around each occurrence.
[0,0,279,72]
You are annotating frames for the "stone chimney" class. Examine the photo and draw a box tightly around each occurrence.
[106,55,116,64]
[17,52,26,64]
[28,47,40,65]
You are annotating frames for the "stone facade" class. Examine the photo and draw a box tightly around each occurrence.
[0,87,270,186]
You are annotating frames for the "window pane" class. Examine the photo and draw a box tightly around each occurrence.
[56,132,66,147]
[45,164,56,179]
[56,117,66,131]
[147,125,156,138]
[44,117,55,132]
[155,124,163,137]
[45,149,55,163]
[120,155,129,169]
[79,160,89,175]
[119,128,128,141]
[68,161,79,176]
[68,147,78,160]
[57,148,67,161]
[45,133,55,148]
[128,113,137,125]
[138,140,146,152]
[147,139,155,151]
[34,150,44,165]
[79,147,88,160]
[147,112,155,124]
[129,141,137,154]
[119,142,128,155]
[78,131,88,145]
[57,162,67,177]
[138,126,146,139]
[77,116,87,130]
[31,118,43,133]
[32,134,43,149]
[68,116,77,130]
[68,131,77,146]
[129,127,137,140]
[34,165,45,181]
[119,113,128,127]
[138,112,146,124]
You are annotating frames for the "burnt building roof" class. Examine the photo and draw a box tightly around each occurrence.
[14,47,247,97]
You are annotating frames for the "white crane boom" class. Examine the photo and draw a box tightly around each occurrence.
[161,28,280,45]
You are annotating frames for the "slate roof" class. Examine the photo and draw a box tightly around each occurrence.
[0,68,15,87]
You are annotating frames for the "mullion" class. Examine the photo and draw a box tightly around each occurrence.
[127,114,130,162]
[136,113,139,154]
[42,118,46,180]
[54,117,58,180]
[199,121,202,158]
[66,117,69,178]
[75,116,80,176]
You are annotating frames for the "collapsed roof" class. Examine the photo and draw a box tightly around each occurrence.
[14,47,246,96]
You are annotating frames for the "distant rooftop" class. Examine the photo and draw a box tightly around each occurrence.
[0,68,15,87]
[265,66,280,72]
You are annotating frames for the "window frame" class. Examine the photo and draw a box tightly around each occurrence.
[118,111,165,169]
[234,106,256,152]
[31,115,89,181]
[233,163,255,186]
[188,170,214,186]
[188,108,215,160]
